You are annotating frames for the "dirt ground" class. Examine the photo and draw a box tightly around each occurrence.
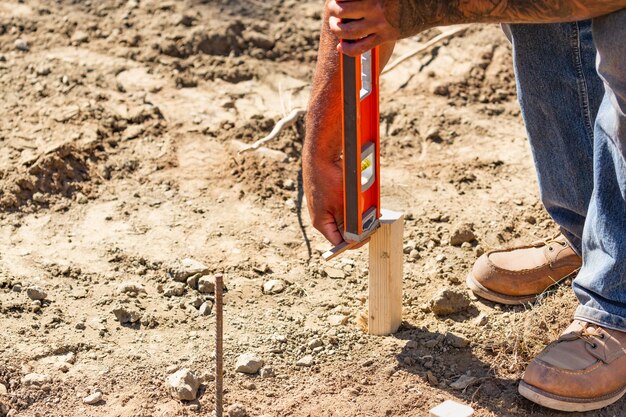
[0,1,624,416]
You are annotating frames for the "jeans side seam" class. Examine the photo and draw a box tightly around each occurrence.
[571,21,596,144]
[596,121,626,170]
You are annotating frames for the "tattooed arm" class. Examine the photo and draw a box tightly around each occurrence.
[328,0,626,55]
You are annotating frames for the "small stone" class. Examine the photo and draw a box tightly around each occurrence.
[307,338,323,349]
[262,279,286,295]
[164,282,186,297]
[235,353,264,374]
[424,339,439,349]
[296,355,314,367]
[328,314,348,326]
[32,192,47,203]
[474,245,485,257]
[285,199,296,210]
[259,367,275,378]
[429,289,471,316]
[168,258,209,282]
[425,128,441,142]
[409,249,421,260]
[197,275,216,294]
[116,282,146,295]
[14,38,29,51]
[21,373,50,388]
[405,340,418,349]
[26,286,47,301]
[323,267,345,280]
[283,179,295,190]
[12,284,21,292]
[0,383,7,395]
[445,332,469,348]
[76,193,88,204]
[112,306,141,324]
[191,297,204,309]
[426,371,438,385]
[71,30,89,44]
[186,274,200,290]
[83,391,103,405]
[227,403,248,417]
[166,368,200,401]
[36,65,51,76]
[450,223,476,246]
[450,375,477,390]
[198,301,213,316]
[435,254,446,263]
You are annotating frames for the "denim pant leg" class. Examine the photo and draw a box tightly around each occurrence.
[574,9,626,332]
[503,21,603,254]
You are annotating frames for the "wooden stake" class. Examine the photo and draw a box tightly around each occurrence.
[368,209,404,335]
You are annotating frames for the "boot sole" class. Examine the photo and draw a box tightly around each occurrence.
[466,273,540,305]
[519,380,626,412]
[466,269,579,306]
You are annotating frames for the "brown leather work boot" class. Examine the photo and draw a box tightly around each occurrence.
[519,320,626,412]
[466,234,582,304]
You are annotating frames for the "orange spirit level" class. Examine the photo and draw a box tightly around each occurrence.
[341,47,381,243]
[324,47,381,261]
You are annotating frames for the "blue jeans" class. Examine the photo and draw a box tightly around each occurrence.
[504,8,626,332]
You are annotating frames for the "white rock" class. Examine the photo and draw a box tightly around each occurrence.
[163,282,186,297]
[328,314,348,326]
[14,38,29,51]
[323,267,345,279]
[83,391,103,405]
[0,383,7,395]
[21,373,50,387]
[262,279,285,295]
[307,338,323,349]
[197,275,216,294]
[26,286,47,301]
[168,258,209,282]
[429,400,474,417]
[450,375,477,390]
[71,30,89,44]
[198,301,213,316]
[235,353,264,374]
[259,367,275,378]
[227,403,248,417]
[116,282,146,295]
[112,306,141,324]
[166,368,200,401]
[296,355,314,367]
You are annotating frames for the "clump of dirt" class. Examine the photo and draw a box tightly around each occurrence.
[0,145,98,211]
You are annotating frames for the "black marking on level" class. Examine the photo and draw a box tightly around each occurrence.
[342,54,359,236]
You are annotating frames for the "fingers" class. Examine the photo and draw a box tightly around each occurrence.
[316,215,344,246]
[337,34,382,56]
[327,0,372,20]
[328,16,384,41]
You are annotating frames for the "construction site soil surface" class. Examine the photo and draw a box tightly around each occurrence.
[1,1,622,416]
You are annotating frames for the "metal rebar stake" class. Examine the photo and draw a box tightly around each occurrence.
[215,273,224,417]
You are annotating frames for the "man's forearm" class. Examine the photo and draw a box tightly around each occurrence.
[304,14,395,165]
[303,17,343,166]
[388,0,626,38]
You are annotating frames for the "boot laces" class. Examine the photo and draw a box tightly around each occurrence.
[532,233,568,248]
[544,233,568,247]
[560,323,605,349]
